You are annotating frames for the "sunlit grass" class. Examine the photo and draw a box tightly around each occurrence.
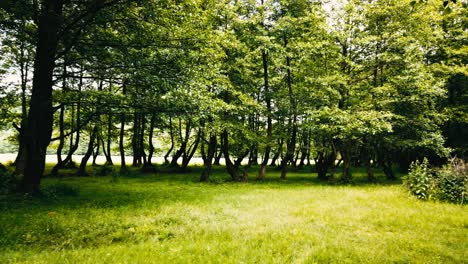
[1,166,466,263]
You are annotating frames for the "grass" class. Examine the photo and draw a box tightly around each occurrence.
[0,165,467,263]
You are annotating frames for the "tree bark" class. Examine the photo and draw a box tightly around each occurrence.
[147,112,156,167]
[78,126,98,176]
[200,133,217,182]
[105,113,113,165]
[181,131,200,171]
[20,0,64,193]
[221,130,242,181]
[132,113,141,166]
[170,118,189,167]
[163,116,174,164]
[15,36,30,180]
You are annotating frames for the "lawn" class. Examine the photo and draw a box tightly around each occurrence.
[0,166,466,263]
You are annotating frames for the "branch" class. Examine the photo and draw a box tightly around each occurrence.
[50,112,97,141]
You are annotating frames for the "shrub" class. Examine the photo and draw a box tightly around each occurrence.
[436,158,467,204]
[404,157,467,204]
[404,158,434,200]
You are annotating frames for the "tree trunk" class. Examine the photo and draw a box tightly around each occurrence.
[181,131,200,171]
[366,159,375,182]
[119,110,127,173]
[61,68,83,168]
[200,133,217,182]
[15,40,29,180]
[139,113,148,167]
[170,118,190,167]
[147,112,156,167]
[214,147,222,165]
[105,114,113,165]
[221,130,242,181]
[340,149,352,183]
[270,138,283,167]
[279,34,296,180]
[257,0,272,180]
[132,113,141,166]
[51,105,65,176]
[78,126,98,176]
[92,139,100,166]
[163,116,174,164]
[20,0,63,194]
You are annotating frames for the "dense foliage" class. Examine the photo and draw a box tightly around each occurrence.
[404,157,467,204]
[0,0,466,192]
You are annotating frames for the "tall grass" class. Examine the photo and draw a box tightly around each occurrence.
[0,166,466,263]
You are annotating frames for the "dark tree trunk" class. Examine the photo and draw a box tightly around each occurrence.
[316,150,336,181]
[54,61,67,171]
[163,116,174,164]
[51,105,65,176]
[105,114,113,165]
[200,133,217,182]
[15,41,29,180]
[119,83,127,172]
[298,130,309,169]
[181,131,200,171]
[214,147,222,165]
[340,149,352,183]
[92,139,100,166]
[78,126,98,176]
[147,112,156,167]
[170,118,190,167]
[280,125,297,179]
[366,159,375,182]
[59,77,82,169]
[119,111,127,173]
[279,34,296,180]
[132,113,141,167]
[221,130,243,182]
[257,0,272,180]
[20,0,63,194]
[270,138,283,167]
[248,146,258,166]
[139,113,148,167]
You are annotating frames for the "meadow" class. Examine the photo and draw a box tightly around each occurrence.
[0,166,466,263]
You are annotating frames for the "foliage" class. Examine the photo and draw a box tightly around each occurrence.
[436,158,467,204]
[404,157,467,204]
[404,158,434,200]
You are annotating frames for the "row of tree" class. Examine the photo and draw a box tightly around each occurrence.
[0,0,466,193]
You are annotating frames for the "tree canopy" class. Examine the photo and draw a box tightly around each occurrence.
[0,0,466,192]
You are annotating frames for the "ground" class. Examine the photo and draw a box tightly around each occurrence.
[0,166,466,263]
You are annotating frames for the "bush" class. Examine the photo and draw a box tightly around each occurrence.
[404,158,434,200]
[436,158,467,204]
[404,158,467,204]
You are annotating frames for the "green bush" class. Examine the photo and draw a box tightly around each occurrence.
[404,158,467,204]
[404,158,434,200]
[436,158,467,204]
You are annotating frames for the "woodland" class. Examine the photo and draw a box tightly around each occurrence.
[0,0,467,262]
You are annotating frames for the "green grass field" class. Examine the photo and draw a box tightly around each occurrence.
[1,166,467,263]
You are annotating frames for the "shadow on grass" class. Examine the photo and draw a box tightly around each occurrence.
[1,164,403,213]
